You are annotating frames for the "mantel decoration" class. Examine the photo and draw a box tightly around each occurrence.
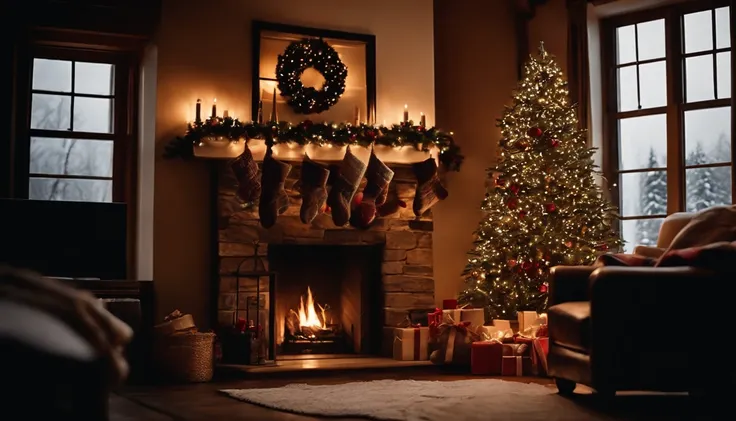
[164,117,464,172]
[276,38,348,114]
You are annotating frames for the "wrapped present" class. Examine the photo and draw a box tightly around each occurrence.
[492,319,512,332]
[513,316,550,376]
[392,325,430,361]
[443,309,462,324]
[430,321,479,366]
[460,307,485,327]
[408,308,436,327]
[517,311,538,333]
[442,299,458,309]
[471,340,503,375]
[479,325,514,343]
[155,310,196,336]
[501,342,529,376]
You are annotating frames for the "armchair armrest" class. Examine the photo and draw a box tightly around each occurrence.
[632,245,665,259]
[549,266,596,305]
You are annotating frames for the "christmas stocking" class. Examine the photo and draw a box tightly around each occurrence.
[412,158,448,217]
[299,154,330,224]
[357,150,394,227]
[259,148,292,228]
[376,185,407,218]
[230,146,261,207]
[327,146,366,227]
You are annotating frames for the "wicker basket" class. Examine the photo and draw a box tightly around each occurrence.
[155,332,215,383]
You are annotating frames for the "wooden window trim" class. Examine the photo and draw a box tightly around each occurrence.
[12,36,140,277]
[601,0,734,222]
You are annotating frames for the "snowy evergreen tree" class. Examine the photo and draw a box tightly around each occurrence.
[686,141,724,212]
[635,148,667,246]
[708,133,732,206]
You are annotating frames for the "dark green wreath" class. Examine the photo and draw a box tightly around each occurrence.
[276,38,347,114]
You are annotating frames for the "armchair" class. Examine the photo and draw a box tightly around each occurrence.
[547,210,736,396]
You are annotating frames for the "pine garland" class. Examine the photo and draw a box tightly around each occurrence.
[164,117,464,171]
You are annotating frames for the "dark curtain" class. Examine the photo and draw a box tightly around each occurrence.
[567,0,591,130]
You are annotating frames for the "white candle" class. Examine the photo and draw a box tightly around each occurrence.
[420,112,426,127]
[403,104,409,123]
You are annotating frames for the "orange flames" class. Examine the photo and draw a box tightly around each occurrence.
[297,287,327,330]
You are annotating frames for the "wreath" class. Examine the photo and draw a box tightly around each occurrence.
[276,38,348,114]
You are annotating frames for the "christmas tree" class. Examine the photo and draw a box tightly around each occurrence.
[459,43,623,320]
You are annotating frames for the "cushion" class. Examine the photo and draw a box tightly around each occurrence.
[662,205,736,254]
[547,301,590,353]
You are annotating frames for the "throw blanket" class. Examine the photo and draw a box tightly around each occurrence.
[0,266,133,384]
[597,241,736,274]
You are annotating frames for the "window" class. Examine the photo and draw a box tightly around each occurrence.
[21,48,134,203]
[603,0,733,252]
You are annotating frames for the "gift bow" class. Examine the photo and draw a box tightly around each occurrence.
[517,312,548,339]
[481,328,514,343]
[164,309,184,322]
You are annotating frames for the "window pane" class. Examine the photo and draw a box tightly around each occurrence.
[73,97,113,133]
[685,107,731,165]
[619,114,667,170]
[717,52,731,99]
[75,62,114,95]
[32,59,71,93]
[617,65,638,111]
[684,10,713,54]
[31,94,71,130]
[686,166,732,212]
[716,7,730,49]
[637,19,665,61]
[29,177,112,202]
[30,138,113,177]
[621,218,665,253]
[616,25,636,64]
[620,171,667,217]
[685,55,715,102]
[639,61,667,108]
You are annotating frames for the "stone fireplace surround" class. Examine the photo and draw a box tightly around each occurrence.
[215,159,436,358]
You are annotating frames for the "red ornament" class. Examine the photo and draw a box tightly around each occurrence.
[366,129,376,139]
[527,127,543,138]
[564,241,573,248]
[352,192,363,207]
[496,178,507,187]
[544,203,556,213]
[518,210,528,219]
[596,243,609,251]
[550,139,560,147]
[508,259,518,267]
[539,283,548,293]
[507,197,519,210]
[521,261,533,271]
[509,183,521,195]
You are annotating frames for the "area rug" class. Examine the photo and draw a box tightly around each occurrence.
[222,379,612,421]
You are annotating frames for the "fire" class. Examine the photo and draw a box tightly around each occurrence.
[298,287,326,330]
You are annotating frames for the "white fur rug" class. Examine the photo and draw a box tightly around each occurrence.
[222,379,610,421]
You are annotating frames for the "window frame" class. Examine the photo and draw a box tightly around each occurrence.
[14,44,138,203]
[601,0,735,229]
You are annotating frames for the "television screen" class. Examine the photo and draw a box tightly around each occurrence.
[0,199,127,279]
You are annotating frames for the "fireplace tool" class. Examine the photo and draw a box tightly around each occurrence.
[219,240,276,366]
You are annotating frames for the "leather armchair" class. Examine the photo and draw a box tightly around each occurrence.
[547,265,734,396]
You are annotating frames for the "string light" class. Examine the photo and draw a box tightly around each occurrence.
[459,43,622,319]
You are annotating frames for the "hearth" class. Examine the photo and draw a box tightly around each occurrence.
[268,244,383,358]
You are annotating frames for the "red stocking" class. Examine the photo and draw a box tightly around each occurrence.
[230,146,261,208]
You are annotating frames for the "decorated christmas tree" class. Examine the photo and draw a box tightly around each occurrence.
[459,43,622,320]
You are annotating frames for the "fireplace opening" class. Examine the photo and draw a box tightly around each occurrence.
[268,244,383,359]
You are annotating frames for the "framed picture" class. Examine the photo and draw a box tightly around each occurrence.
[252,21,377,125]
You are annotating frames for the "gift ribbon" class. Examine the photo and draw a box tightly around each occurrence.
[439,320,476,364]
[393,323,423,360]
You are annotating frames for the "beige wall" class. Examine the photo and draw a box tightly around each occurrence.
[528,0,569,76]
[432,0,520,304]
[153,0,436,325]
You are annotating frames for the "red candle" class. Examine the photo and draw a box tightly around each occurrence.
[211,98,217,119]
[195,99,201,123]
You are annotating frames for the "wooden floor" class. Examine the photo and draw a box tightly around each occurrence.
[112,369,710,421]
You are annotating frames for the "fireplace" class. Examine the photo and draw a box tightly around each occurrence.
[269,244,383,357]
[215,160,436,365]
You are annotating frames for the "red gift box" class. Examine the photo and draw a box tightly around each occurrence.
[514,336,549,376]
[502,356,524,376]
[442,299,458,309]
[471,341,503,375]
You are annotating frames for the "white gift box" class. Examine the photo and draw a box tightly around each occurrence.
[392,326,430,361]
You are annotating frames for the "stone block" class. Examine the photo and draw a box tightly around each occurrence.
[387,220,410,231]
[324,229,363,244]
[220,276,271,293]
[395,181,417,199]
[417,233,432,248]
[403,265,434,276]
[385,292,435,308]
[383,275,434,292]
[385,231,417,250]
[280,216,325,238]
[384,308,409,327]
[229,209,259,224]
[361,230,386,244]
[219,242,258,257]
[310,213,338,229]
[409,220,434,231]
[220,257,269,275]
[406,248,433,266]
[218,223,260,243]
[383,249,407,262]
[367,218,389,231]
[381,261,404,275]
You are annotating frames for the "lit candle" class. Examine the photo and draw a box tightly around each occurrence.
[420,112,426,127]
[195,99,202,123]
[270,87,278,122]
[403,104,409,123]
[211,98,217,119]
[257,100,264,124]
[223,109,229,118]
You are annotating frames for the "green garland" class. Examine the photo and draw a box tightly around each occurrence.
[164,117,464,171]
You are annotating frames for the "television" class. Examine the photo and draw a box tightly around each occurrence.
[0,199,127,279]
